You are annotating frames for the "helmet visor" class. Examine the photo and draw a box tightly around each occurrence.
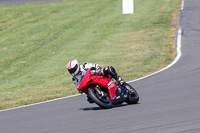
[68,64,78,75]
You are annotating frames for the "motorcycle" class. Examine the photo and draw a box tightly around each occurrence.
[77,68,139,109]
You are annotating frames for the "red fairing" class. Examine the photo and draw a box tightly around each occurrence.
[77,68,118,100]
[77,69,92,95]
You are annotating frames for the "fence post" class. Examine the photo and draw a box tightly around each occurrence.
[122,0,134,14]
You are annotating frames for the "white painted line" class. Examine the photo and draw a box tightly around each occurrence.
[128,0,184,83]
[181,0,184,11]
[128,29,182,83]
[0,0,184,112]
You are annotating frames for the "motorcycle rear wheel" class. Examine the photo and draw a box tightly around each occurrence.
[125,83,139,104]
[88,86,112,109]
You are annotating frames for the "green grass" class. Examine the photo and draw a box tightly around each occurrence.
[0,0,180,109]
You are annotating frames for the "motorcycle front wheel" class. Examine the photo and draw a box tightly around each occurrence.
[88,86,112,109]
[125,83,139,104]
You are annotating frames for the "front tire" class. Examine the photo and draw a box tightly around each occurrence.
[88,86,112,109]
[125,83,139,104]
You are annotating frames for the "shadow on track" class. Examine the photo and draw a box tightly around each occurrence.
[79,103,140,111]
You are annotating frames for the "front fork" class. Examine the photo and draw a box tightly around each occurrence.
[94,85,105,98]
[92,85,110,100]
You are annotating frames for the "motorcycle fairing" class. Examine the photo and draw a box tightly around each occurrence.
[77,68,118,100]
[91,77,118,100]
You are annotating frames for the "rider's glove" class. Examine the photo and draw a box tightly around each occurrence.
[90,67,97,75]
[116,77,125,86]
[95,65,101,74]
[90,70,96,75]
[91,66,101,75]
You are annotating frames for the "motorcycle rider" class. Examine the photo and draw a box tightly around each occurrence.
[66,60,125,103]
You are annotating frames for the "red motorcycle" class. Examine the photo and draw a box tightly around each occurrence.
[77,68,139,109]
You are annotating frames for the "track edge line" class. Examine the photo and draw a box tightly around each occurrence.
[128,0,184,83]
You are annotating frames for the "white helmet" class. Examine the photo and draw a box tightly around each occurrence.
[67,60,80,76]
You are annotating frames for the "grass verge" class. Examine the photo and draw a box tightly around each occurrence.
[0,0,181,109]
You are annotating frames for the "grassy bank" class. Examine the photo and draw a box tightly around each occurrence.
[0,0,180,109]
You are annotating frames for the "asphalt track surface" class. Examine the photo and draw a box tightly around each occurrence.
[1,0,200,133]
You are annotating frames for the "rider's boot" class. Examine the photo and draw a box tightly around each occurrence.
[116,76,125,86]
[114,75,125,86]
[112,87,127,103]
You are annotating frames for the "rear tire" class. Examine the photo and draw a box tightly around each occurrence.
[88,87,112,109]
[125,83,139,104]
